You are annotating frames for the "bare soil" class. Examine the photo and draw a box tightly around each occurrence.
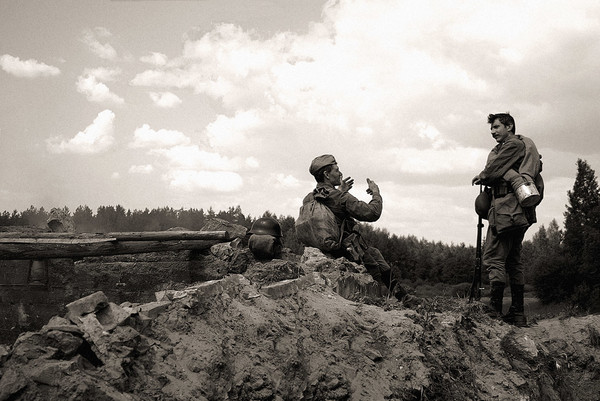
[1,256,599,401]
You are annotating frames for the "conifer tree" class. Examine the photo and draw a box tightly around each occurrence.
[561,159,600,311]
[563,159,600,260]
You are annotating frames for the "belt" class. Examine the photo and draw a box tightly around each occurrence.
[493,184,514,198]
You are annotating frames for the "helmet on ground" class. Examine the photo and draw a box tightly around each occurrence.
[249,217,282,237]
[475,190,491,220]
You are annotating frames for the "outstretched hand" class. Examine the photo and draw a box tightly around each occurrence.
[339,177,354,192]
[366,178,379,195]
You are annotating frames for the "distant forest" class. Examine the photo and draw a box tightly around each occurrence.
[0,202,557,287]
[1,158,599,311]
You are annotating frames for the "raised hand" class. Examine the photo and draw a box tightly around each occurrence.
[366,178,379,195]
[340,176,354,192]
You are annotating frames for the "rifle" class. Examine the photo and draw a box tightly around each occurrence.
[469,185,485,302]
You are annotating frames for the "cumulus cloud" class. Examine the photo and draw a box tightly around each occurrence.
[81,28,118,60]
[46,110,115,154]
[154,145,241,171]
[130,124,190,148]
[149,91,182,108]
[165,170,243,192]
[205,110,263,148]
[128,123,244,193]
[140,52,168,66]
[76,67,124,104]
[0,54,60,78]
[274,173,301,188]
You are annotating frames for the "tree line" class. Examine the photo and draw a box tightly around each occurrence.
[1,159,598,311]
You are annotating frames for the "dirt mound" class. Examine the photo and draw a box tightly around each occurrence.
[1,249,599,400]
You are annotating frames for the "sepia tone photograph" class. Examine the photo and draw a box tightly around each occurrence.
[1,0,599,399]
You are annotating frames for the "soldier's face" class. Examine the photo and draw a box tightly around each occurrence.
[326,164,342,186]
[490,119,512,143]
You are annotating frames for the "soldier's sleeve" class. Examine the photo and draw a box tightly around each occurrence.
[478,139,525,185]
[342,191,382,222]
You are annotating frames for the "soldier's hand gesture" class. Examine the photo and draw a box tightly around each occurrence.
[366,178,379,195]
[340,177,354,193]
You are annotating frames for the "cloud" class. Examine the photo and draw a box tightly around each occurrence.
[274,173,301,188]
[246,157,260,168]
[130,1,600,155]
[140,52,168,66]
[128,123,244,193]
[82,67,121,82]
[149,91,182,108]
[165,170,243,192]
[205,110,263,148]
[0,54,60,78]
[154,145,241,171]
[46,110,115,154]
[76,68,124,104]
[381,146,487,175]
[130,124,190,148]
[81,28,117,60]
[129,164,154,174]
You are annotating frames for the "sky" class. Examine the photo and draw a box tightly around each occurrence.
[1,0,599,245]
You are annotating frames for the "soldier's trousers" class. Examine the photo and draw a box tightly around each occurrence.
[362,247,406,298]
[483,225,528,285]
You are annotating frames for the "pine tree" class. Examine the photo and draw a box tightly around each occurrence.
[563,159,600,260]
[561,159,600,311]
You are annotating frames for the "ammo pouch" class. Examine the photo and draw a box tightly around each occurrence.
[489,194,529,236]
[341,232,368,263]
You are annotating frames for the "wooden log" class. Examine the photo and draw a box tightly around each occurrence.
[0,239,222,260]
[0,238,117,244]
[108,231,229,241]
[0,230,229,241]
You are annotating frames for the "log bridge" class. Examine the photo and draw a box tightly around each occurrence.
[0,230,230,260]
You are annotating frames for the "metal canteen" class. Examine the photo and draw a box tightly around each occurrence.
[513,179,540,207]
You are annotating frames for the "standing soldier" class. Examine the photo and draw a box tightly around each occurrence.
[472,113,543,327]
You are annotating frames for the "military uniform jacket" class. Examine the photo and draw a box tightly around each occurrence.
[478,135,525,187]
[302,183,382,236]
[478,135,531,233]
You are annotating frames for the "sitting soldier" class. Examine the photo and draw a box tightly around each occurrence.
[297,154,413,303]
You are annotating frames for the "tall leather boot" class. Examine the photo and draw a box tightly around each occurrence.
[503,284,527,327]
[488,281,505,318]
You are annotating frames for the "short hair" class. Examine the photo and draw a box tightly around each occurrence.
[488,113,516,133]
[314,164,335,183]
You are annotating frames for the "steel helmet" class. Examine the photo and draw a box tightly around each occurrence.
[475,190,491,220]
[249,217,282,237]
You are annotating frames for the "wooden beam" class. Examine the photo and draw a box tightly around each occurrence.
[0,230,229,241]
[0,239,222,260]
[0,230,232,259]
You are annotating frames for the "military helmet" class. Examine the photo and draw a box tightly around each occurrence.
[475,190,491,220]
[249,217,282,237]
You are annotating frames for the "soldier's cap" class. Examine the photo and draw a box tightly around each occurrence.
[309,154,337,176]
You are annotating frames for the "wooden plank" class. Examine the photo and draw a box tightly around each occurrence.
[0,230,229,241]
[0,238,117,244]
[107,231,229,241]
[0,239,221,260]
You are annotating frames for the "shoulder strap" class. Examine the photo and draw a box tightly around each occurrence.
[338,219,346,249]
